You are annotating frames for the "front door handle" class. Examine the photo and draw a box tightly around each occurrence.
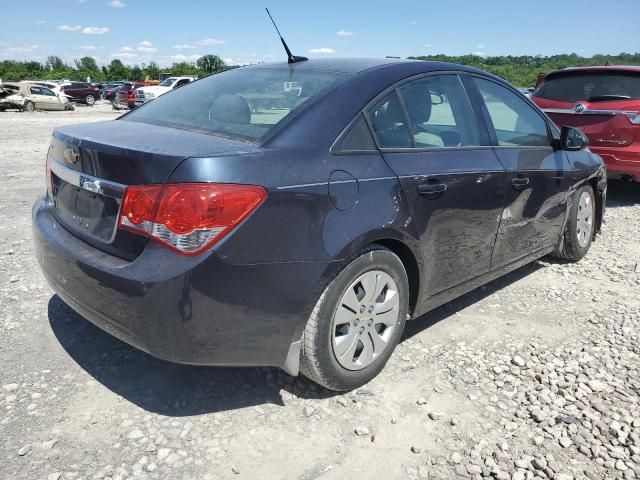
[511,176,530,189]
[417,182,447,196]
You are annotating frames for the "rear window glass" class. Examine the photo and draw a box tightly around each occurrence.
[123,67,351,142]
[535,71,640,102]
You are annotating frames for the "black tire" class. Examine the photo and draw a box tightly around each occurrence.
[554,185,596,261]
[65,103,75,111]
[23,101,35,112]
[300,246,409,391]
[85,94,95,105]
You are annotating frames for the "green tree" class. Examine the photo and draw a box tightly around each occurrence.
[106,59,129,81]
[74,56,103,82]
[143,61,160,81]
[196,55,225,74]
[169,62,199,76]
[46,56,65,72]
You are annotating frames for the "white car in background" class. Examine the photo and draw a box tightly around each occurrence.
[0,81,73,112]
[134,76,195,107]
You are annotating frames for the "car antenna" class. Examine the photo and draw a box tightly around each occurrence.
[265,8,308,64]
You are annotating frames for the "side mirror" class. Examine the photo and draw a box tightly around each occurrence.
[559,126,589,151]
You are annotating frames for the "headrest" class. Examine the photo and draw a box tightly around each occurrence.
[209,94,251,124]
[401,84,432,125]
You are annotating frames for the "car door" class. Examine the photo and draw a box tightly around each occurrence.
[470,77,572,269]
[28,86,47,109]
[368,73,506,295]
[39,87,64,110]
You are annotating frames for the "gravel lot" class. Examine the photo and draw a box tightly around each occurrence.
[1,106,639,480]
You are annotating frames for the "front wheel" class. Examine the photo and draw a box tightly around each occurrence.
[300,246,409,391]
[554,185,595,261]
[85,94,95,105]
[23,101,35,112]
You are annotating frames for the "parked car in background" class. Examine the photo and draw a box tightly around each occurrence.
[135,76,195,106]
[60,82,101,105]
[519,87,535,98]
[32,81,68,97]
[101,82,124,101]
[0,81,73,111]
[34,58,606,391]
[114,82,152,110]
[532,66,640,182]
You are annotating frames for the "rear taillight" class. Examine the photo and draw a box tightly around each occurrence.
[118,183,267,255]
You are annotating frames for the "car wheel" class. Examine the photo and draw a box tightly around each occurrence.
[85,94,95,105]
[555,185,595,262]
[23,101,35,112]
[65,103,75,111]
[300,246,409,391]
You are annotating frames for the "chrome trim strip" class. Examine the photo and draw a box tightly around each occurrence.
[543,108,636,116]
[49,159,126,199]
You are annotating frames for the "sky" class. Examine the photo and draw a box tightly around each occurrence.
[1,0,639,67]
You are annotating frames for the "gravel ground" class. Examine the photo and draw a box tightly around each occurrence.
[1,106,639,480]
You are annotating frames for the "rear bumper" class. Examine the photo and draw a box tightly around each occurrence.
[33,196,331,369]
[592,147,640,182]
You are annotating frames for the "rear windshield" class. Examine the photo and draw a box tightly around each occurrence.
[535,71,640,102]
[123,67,351,142]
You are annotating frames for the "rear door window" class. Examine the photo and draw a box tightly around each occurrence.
[30,86,43,95]
[475,78,551,147]
[398,74,480,148]
[368,91,412,148]
[536,71,640,102]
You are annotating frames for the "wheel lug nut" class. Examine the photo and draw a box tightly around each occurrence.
[359,305,366,313]
[354,319,359,326]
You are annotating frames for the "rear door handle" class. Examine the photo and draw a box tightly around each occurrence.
[511,176,530,189]
[417,182,447,196]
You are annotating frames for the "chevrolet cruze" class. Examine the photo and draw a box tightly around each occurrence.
[33,58,606,391]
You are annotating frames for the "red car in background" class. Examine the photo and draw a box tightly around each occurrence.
[532,66,640,182]
[114,81,155,110]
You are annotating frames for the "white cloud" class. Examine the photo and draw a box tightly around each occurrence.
[197,38,225,46]
[336,29,354,36]
[472,51,487,57]
[423,44,432,48]
[476,44,486,49]
[136,40,157,53]
[4,44,40,53]
[308,48,335,54]
[172,44,196,50]
[109,0,126,7]
[120,46,133,52]
[36,20,47,25]
[79,45,98,50]
[111,52,137,58]
[171,54,201,62]
[57,24,82,32]
[82,26,109,35]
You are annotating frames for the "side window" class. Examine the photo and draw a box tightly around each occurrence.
[30,86,42,95]
[41,88,56,96]
[333,113,376,152]
[475,78,550,147]
[398,74,480,148]
[367,91,412,148]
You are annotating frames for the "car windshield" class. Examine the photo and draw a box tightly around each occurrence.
[535,71,640,102]
[123,67,352,142]
[158,78,176,87]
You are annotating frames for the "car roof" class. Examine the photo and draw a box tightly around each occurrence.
[552,65,640,74]
[248,57,482,75]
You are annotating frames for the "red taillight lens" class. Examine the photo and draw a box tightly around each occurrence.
[118,183,267,255]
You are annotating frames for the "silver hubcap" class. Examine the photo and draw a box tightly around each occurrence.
[331,270,400,371]
[576,191,593,248]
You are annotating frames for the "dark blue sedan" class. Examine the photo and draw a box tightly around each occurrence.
[33,58,606,391]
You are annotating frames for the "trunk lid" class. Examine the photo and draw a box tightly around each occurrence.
[49,119,260,259]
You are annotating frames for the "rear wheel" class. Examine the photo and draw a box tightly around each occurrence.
[85,94,95,105]
[23,101,35,112]
[554,185,595,261]
[300,246,409,391]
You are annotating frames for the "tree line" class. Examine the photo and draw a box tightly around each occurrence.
[407,52,640,87]
[1,52,639,86]
[0,54,227,83]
